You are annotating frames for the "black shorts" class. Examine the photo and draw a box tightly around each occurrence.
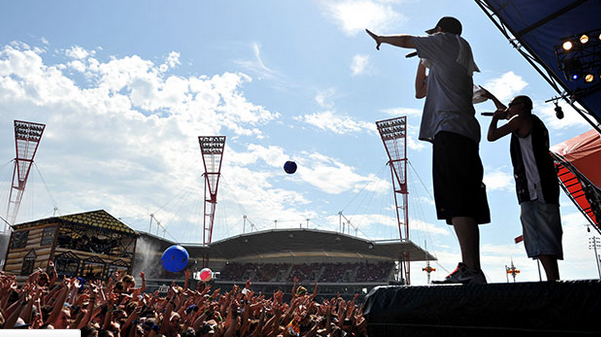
[433,131,490,225]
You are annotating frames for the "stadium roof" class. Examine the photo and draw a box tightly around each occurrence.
[177,228,436,262]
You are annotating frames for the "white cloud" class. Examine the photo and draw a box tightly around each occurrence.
[325,213,393,232]
[251,43,270,72]
[159,51,181,72]
[483,71,528,102]
[315,88,336,109]
[224,143,390,200]
[406,123,426,151]
[65,46,91,59]
[219,162,314,225]
[321,0,407,36]
[483,166,513,191]
[0,43,280,235]
[234,42,279,81]
[406,135,425,151]
[350,54,370,76]
[297,152,390,194]
[410,218,451,236]
[68,60,86,73]
[233,144,288,167]
[320,212,443,237]
[382,107,422,117]
[295,110,375,135]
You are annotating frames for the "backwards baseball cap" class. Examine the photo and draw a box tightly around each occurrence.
[425,16,462,35]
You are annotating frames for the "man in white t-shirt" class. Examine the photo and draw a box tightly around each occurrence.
[367,17,490,284]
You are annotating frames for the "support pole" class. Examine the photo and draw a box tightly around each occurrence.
[376,116,410,284]
[4,120,45,230]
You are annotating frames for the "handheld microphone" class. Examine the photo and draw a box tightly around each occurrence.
[480,112,494,116]
[405,51,418,58]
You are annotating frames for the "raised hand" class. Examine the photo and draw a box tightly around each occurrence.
[366,29,382,50]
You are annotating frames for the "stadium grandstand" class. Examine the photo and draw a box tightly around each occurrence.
[133,228,435,301]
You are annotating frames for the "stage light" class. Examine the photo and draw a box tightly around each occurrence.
[557,29,601,86]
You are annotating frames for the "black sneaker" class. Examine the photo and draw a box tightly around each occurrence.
[432,262,487,284]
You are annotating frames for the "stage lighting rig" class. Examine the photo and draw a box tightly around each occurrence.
[555,28,601,84]
[562,59,582,82]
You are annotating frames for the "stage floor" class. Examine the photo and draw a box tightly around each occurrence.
[363,280,601,336]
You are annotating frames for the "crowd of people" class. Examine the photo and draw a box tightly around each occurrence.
[220,262,394,283]
[0,266,368,336]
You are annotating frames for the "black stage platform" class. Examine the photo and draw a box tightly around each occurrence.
[363,280,601,336]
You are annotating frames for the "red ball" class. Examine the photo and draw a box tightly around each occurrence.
[199,268,212,282]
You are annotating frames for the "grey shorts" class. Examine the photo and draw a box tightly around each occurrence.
[520,200,563,260]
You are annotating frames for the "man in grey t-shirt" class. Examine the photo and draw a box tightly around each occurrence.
[367,17,490,284]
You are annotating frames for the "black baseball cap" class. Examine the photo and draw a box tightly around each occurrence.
[425,16,462,35]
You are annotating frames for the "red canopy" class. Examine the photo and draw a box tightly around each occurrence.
[551,130,601,230]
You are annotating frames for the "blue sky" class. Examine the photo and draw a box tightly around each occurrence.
[0,0,598,284]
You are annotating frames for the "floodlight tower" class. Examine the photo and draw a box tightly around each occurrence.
[4,121,45,232]
[376,116,410,284]
[198,136,226,246]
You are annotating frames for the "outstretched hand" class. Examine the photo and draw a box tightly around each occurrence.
[365,29,381,50]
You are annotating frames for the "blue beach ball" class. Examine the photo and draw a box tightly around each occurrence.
[160,245,189,272]
[284,161,297,174]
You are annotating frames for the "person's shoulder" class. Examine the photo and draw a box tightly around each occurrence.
[530,114,550,133]
[413,33,446,50]
[419,32,445,40]
[510,114,533,137]
[509,113,528,125]
[530,113,544,124]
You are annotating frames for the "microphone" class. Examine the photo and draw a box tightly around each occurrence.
[480,112,495,116]
[405,51,418,58]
